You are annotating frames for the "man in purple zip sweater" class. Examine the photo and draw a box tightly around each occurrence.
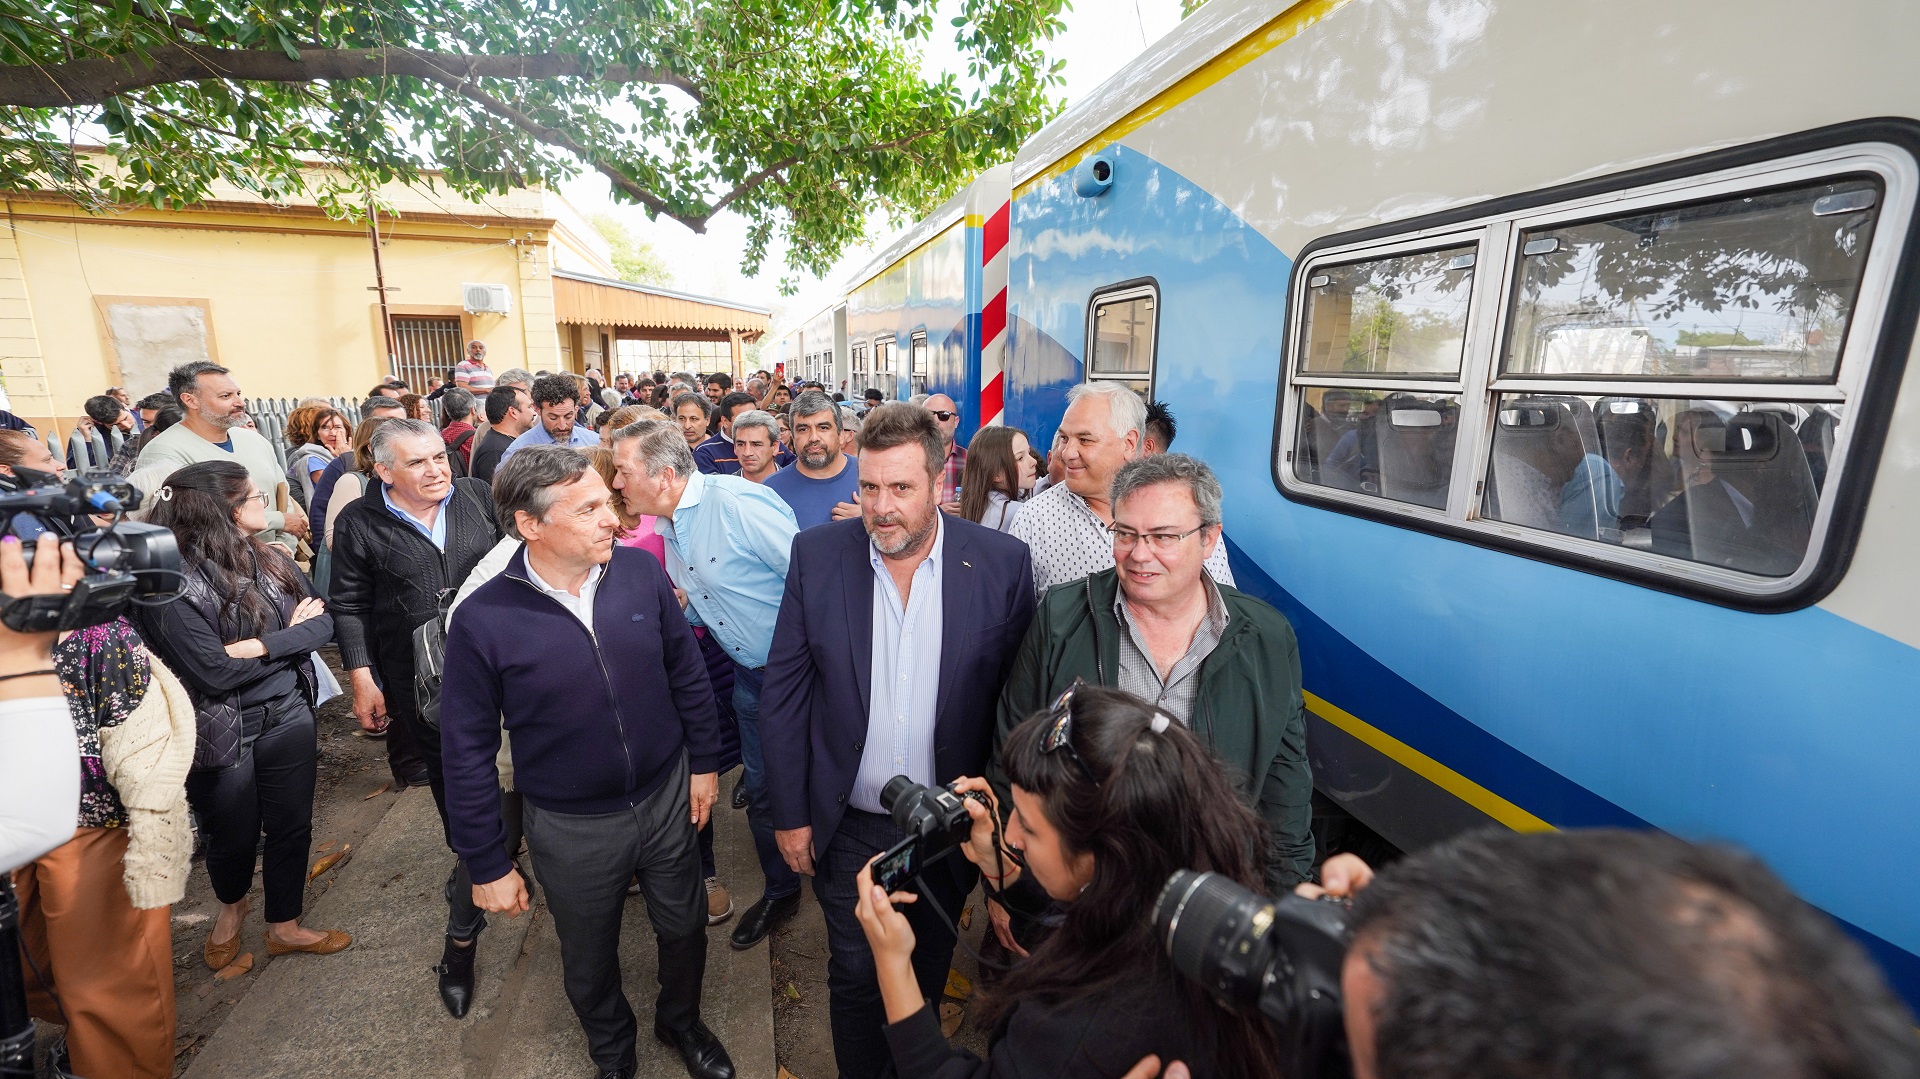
[439,445,735,1079]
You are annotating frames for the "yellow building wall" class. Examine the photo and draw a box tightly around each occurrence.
[0,184,585,435]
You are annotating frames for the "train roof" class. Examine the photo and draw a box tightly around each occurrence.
[840,182,974,296]
[1012,0,1309,190]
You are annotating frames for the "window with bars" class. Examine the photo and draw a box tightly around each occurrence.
[390,316,463,391]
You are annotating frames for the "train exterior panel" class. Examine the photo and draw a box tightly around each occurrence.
[1000,0,1920,1001]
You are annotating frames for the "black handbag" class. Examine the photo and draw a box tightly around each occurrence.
[412,586,457,731]
[191,693,244,770]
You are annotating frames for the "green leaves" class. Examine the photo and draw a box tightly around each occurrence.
[0,0,1069,281]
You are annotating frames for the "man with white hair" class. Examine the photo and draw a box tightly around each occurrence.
[610,419,805,952]
[1008,382,1234,594]
[327,417,506,1017]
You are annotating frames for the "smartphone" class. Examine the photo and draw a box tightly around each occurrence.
[873,836,919,893]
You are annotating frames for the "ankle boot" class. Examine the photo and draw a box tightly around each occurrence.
[435,934,478,1018]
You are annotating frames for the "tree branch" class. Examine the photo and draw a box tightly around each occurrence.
[0,44,701,108]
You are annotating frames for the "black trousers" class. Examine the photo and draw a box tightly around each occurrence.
[402,707,496,940]
[524,752,708,1073]
[814,808,977,1079]
[185,702,318,925]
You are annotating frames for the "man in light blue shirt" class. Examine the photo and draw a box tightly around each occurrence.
[610,417,804,949]
[500,373,597,464]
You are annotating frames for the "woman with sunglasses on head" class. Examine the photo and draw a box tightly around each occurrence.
[134,460,352,967]
[853,683,1284,1079]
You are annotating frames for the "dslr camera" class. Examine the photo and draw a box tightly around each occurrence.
[1155,870,1354,1079]
[0,467,181,631]
[872,776,991,892]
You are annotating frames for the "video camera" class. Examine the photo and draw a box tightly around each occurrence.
[1155,870,1354,1079]
[872,776,992,892]
[0,467,181,631]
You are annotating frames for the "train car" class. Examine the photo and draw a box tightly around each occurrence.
[999,0,1920,1000]
[841,165,1011,439]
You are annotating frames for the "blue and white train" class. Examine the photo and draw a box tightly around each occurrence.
[786,0,1920,1001]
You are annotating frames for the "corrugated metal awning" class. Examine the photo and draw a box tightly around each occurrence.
[552,270,771,339]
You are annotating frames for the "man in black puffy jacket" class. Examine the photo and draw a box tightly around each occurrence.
[328,417,502,1016]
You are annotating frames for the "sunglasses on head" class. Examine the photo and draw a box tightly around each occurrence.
[1042,679,1176,787]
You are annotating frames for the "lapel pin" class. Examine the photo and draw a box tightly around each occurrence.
[962,561,972,569]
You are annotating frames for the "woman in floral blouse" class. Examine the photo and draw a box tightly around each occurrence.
[11,618,178,1079]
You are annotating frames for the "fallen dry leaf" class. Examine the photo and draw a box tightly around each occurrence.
[939,1001,965,1038]
[214,953,253,981]
[316,839,339,853]
[944,967,973,1002]
[959,905,973,931]
[362,783,391,800]
[308,845,351,880]
[777,1068,800,1079]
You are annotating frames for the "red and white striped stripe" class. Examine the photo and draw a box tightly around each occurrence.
[978,195,1011,428]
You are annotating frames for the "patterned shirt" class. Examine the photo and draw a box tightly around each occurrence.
[1007,481,1236,596]
[939,441,967,506]
[54,619,152,829]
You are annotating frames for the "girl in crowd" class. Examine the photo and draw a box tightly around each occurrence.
[283,405,348,512]
[958,426,1039,533]
[135,461,351,966]
[855,684,1282,1078]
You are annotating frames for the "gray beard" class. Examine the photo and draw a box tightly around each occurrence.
[866,507,937,557]
[799,443,836,470]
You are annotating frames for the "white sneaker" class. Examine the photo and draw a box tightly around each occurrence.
[705,877,734,925]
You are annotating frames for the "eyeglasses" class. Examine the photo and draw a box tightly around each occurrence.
[1107,524,1207,551]
[234,491,269,508]
[930,410,958,422]
[1042,679,1101,785]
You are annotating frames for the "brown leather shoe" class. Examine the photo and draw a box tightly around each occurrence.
[265,929,353,957]
[204,900,248,970]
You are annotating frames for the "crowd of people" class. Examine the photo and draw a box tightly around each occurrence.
[1,345,1915,1079]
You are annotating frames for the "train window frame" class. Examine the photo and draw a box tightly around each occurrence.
[1085,278,1160,398]
[850,339,868,393]
[910,331,929,395]
[1271,123,1920,612]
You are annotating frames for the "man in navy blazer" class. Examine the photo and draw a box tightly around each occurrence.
[763,404,1034,1079]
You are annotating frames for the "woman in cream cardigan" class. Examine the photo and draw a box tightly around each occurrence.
[12,618,197,1079]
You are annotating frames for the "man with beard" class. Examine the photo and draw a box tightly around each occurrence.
[761,403,1035,1079]
[609,419,806,952]
[129,360,309,554]
[762,390,860,529]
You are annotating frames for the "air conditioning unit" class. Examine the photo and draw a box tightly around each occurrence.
[463,283,512,315]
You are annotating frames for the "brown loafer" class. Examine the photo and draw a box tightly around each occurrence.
[265,929,353,957]
[204,901,248,970]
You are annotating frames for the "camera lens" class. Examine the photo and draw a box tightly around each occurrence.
[1155,870,1276,1009]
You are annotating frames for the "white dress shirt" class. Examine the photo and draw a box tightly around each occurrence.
[523,557,605,636]
[850,514,945,813]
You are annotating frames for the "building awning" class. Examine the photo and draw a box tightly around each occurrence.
[552,270,770,340]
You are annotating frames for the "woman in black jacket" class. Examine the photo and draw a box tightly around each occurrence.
[136,461,352,966]
[855,684,1285,1079]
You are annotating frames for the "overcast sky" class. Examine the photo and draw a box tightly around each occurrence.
[558,0,1186,327]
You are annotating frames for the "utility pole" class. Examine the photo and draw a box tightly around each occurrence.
[367,196,397,375]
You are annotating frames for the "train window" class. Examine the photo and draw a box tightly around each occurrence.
[1299,244,1476,377]
[1503,177,1881,382]
[850,341,868,393]
[875,338,896,399]
[1292,388,1462,509]
[1275,133,1915,607]
[910,332,929,395]
[1088,282,1157,397]
[1482,395,1838,576]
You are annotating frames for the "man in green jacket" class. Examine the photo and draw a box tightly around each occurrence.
[992,453,1313,894]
